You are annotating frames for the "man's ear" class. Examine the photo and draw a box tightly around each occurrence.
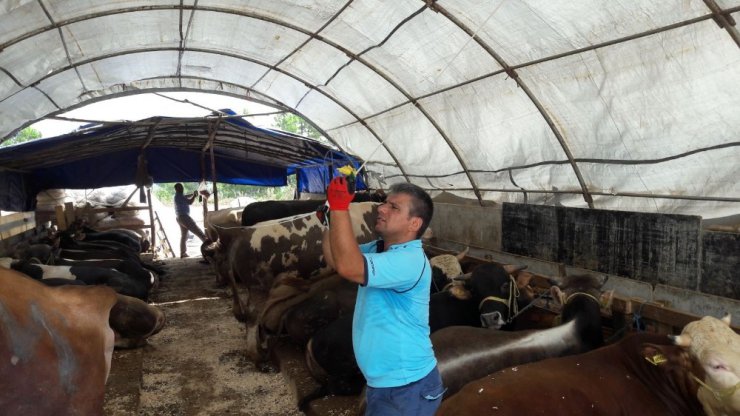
[409,216,422,234]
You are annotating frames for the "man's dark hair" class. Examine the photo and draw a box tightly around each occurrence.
[389,183,433,239]
[174,183,184,193]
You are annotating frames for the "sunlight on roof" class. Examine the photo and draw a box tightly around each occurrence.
[32,92,277,139]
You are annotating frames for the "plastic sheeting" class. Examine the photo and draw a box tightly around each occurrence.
[0,114,364,211]
[0,0,738,218]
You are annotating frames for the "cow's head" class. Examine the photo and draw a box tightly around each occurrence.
[549,274,614,314]
[670,314,740,415]
[463,263,532,329]
[429,247,468,293]
[640,341,707,410]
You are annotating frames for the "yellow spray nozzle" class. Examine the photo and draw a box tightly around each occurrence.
[338,165,356,177]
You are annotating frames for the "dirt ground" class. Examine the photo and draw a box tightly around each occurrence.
[103,256,303,416]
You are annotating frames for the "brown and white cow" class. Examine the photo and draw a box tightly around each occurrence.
[671,314,740,416]
[0,268,117,414]
[205,202,378,322]
[437,332,705,416]
[204,207,244,240]
[0,268,165,414]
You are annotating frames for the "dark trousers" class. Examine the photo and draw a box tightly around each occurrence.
[365,366,445,416]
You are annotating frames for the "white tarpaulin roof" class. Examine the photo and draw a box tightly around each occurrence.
[1,1,738,218]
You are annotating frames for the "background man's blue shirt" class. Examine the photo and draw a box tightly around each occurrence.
[353,239,436,388]
[174,193,190,216]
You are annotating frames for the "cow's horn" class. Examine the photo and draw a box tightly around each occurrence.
[503,264,528,274]
[455,247,469,261]
[453,272,472,281]
[547,275,563,286]
[668,334,692,347]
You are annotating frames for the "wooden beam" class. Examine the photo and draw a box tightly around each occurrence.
[0,212,35,240]
[141,118,162,150]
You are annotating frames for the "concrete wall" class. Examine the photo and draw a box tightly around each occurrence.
[701,231,740,299]
[430,201,738,301]
[430,203,502,250]
[501,204,702,291]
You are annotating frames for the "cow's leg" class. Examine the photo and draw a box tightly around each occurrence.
[226,268,251,322]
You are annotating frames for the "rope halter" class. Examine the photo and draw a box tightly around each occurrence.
[478,275,520,322]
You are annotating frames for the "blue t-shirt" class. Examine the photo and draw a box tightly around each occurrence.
[174,193,190,216]
[353,239,436,388]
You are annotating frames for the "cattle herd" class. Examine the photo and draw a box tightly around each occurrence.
[2,197,739,415]
[0,220,166,414]
[201,199,739,415]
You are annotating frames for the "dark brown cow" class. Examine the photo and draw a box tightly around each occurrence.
[432,274,612,398]
[0,268,119,414]
[206,202,378,322]
[437,332,705,416]
[240,194,385,226]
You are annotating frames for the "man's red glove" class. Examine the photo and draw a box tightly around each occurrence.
[327,176,355,211]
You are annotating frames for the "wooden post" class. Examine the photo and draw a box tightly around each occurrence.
[210,144,218,211]
[201,116,221,218]
[55,205,67,230]
[64,202,75,229]
[147,188,156,253]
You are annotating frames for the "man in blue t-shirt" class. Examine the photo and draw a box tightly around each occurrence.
[322,178,444,415]
[173,183,208,258]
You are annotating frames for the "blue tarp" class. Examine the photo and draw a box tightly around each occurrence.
[0,111,364,211]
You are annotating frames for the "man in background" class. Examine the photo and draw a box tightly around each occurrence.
[173,183,208,258]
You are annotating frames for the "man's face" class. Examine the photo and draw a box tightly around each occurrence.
[375,193,418,239]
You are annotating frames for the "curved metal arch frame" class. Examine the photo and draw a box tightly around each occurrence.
[1,44,412,184]
[1,2,737,203]
[2,4,409,173]
[0,3,473,196]
[427,2,594,208]
[426,1,740,208]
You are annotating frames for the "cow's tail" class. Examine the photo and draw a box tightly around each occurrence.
[305,339,329,383]
[297,384,329,413]
[300,338,332,411]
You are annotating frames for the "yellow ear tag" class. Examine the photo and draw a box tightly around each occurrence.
[645,354,667,366]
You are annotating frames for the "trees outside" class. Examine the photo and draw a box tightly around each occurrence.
[1,127,42,147]
[273,112,320,139]
[153,176,297,207]
[155,111,323,206]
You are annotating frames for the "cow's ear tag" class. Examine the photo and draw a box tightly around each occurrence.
[645,354,667,366]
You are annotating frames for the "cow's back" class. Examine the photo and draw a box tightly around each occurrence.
[229,202,378,288]
[438,332,704,416]
[0,268,118,415]
[241,200,323,226]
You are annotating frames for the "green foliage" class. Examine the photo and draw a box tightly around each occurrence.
[154,176,297,206]
[1,127,42,147]
[274,113,321,139]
